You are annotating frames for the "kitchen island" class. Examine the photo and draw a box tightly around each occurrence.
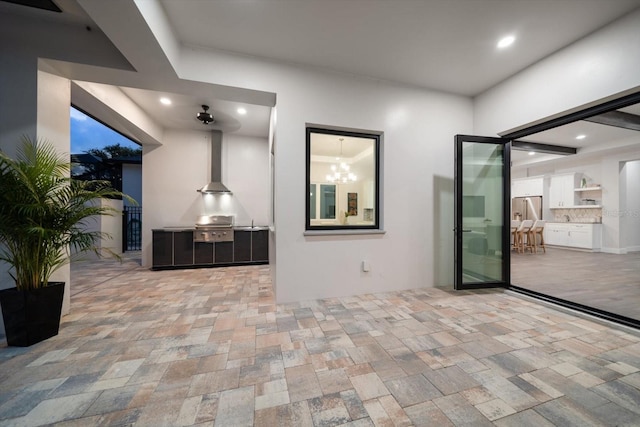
[152,227,269,270]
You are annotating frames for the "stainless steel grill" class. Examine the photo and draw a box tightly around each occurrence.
[194,215,234,243]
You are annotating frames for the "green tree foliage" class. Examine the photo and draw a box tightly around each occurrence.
[72,143,142,193]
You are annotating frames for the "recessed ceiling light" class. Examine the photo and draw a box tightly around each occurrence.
[528,151,535,156]
[237,107,247,115]
[160,97,172,105]
[497,35,515,49]
[576,134,586,140]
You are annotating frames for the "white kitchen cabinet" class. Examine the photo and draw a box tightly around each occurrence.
[549,173,581,208]
[544,223,601,250]
[512,177,543,197]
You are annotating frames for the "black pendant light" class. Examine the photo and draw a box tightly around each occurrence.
[196,105,214,124]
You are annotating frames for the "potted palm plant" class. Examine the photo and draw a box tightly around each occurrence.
[0,137,131,346]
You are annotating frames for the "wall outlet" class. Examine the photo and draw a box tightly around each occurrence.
[362,261,370,272]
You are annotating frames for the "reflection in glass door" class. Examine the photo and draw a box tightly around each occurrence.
[454,135,510,290]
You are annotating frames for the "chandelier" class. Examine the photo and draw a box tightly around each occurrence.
[326,138,357,183]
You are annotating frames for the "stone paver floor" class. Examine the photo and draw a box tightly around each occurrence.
[1,258,639,426]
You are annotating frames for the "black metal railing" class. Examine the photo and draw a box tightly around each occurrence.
[122,206,142,252]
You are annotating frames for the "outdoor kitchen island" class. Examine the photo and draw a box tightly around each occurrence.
[151,226,269,270]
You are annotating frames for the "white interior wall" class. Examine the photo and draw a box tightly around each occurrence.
[474,9,640,136]
[177,48,472,303]
[623,160,640,251]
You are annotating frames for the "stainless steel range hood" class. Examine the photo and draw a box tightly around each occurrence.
[198,130,232,194]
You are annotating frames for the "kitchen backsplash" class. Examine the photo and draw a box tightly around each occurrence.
[552,208,602,223]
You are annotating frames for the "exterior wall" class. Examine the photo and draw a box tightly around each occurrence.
[37,70,72,315]
[0,50,38,292]
[223,134,269,227]
[122,163,142,206]
[474,9,640,136]
[176,49,473,303]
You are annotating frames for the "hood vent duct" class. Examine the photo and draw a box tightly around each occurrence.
[198,130,232,194]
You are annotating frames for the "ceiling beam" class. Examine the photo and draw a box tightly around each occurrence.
[511,140,577,155]
[584,110,640,131]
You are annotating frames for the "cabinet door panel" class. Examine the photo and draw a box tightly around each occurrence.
[174,231,194,265]
[252,230,269,262]
[233,231,252,262]
[152,231,173,267]
[194,242,214,264]
[215,242,233,263]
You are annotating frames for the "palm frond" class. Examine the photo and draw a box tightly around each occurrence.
[0,137,134,290]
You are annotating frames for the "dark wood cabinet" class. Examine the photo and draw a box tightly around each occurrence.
[153,228,268,270]
[233,230,252,262]
[215,242,234,263]
[152,230,173,267]
[252,230,269,262]
[173,231,194,265]
[194,242,213,264]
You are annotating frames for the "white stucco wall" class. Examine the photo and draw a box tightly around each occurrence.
[474,9,640,136]
[175,48,472,303]
[0,51,39,294]
[223,134,269,227]
[122,163,142,206]
[37,70,72,316]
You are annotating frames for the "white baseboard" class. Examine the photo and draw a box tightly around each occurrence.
[601,247,627,254]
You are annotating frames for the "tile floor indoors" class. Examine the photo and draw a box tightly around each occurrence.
[1,256,640,426]
[511,246,640,322]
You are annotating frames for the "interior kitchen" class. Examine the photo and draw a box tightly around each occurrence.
[510,101,640,323]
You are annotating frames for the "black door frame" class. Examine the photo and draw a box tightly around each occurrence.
[454,135,511,290]
[500,90,640,329]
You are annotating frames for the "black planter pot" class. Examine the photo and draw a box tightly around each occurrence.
[0,282,65,347]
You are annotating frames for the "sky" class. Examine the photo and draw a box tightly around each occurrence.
[70,107,141,154]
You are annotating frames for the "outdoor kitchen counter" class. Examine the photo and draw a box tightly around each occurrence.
[151,227,269,270]
[233,226,270,231]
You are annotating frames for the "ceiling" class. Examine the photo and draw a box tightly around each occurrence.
[512,102,640,166]
[2,0,640,149]
[159,0,640,97]
[119,87,272,138]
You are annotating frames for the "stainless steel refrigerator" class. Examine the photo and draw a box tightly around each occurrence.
[512,196,543,221]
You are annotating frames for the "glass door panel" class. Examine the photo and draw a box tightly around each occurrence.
[320,184,336,219]
[455,135,510,289]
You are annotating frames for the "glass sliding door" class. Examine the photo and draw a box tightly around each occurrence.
[454,135,510,289]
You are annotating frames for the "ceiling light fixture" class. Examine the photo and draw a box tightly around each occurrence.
[196,105,214,125]
[326,138,357,183]
[237,107,247,115]
[160,97,172,105]
[497,35,515,49]
[528,151,535,156]
[576,134,586,140]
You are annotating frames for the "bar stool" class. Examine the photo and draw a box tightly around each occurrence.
[529,220,546,253]
[511,220,520,251]
[514,219,533,253]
